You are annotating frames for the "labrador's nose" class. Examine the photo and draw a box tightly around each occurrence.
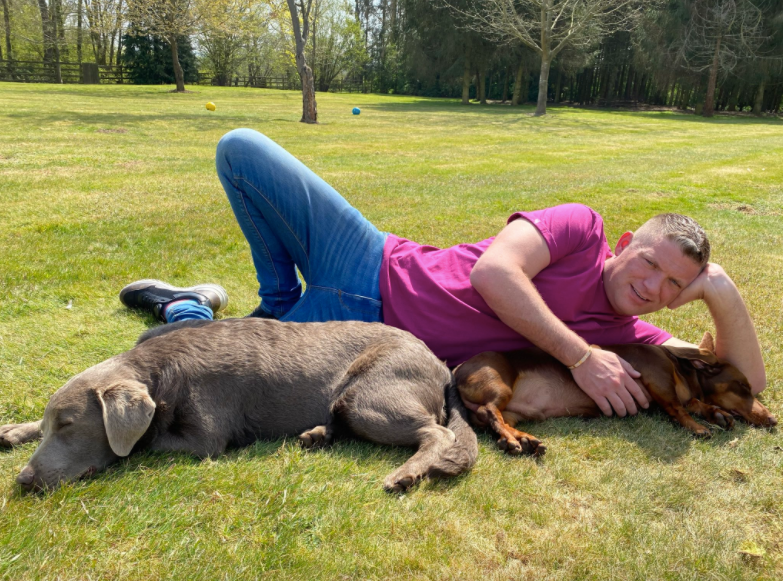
[16,466,36,490]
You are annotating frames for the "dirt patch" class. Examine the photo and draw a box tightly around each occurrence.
[97,128,128,134]
[708,202,779,216]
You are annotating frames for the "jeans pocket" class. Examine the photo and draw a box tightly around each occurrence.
[337,290,383,322]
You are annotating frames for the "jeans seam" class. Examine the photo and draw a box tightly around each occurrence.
[309,285,382,314]
[236,175,311,281]
[236,186,283,310]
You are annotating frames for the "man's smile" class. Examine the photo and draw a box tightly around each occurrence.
[631,285,651,302]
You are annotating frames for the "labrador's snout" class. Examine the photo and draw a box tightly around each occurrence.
[16,466,36,490]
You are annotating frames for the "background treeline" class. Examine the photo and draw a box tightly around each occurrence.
[1,0,782,114]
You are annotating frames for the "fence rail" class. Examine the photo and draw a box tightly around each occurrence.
[0,60,368,93]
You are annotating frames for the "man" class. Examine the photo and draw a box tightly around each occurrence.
[120,129,766,418]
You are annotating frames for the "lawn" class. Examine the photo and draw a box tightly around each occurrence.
[0,82,781,580]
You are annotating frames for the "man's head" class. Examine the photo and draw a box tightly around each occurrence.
[603,213,710,316]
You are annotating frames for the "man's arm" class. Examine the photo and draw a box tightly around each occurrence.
[666,263,766,394]
[470,219,649,417]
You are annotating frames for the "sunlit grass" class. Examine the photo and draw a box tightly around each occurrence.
[1,83,781,580]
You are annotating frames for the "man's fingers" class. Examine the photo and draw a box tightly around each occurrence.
[619,357,641,378]
[595,396,613,417]
[624,376,650,409]
[616,386,638,416]
[607,393,627,418]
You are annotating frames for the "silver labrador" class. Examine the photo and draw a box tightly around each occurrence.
[1,319,477,492]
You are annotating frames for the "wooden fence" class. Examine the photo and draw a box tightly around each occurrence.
[0,60,369,93]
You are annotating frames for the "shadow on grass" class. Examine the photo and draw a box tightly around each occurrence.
[498,411,757,463]
[364,100,783,126]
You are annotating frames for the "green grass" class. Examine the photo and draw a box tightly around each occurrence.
[1,83,782,580]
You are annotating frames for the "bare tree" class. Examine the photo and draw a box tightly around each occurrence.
[675,0,766,117]
[288,0,318,122]
[440,0,646,116]
[85,0,125,65]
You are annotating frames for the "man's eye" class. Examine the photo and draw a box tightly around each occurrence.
[645,259,654,266]
[670,279,681,288]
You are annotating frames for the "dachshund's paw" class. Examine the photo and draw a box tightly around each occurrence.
[497,433,545,457]
[0,422,42,448]
[710,408,735,430]
[692,425,712,438]
[497,436,523,455]
[298,425,333,449]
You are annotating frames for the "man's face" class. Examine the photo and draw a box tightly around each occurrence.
[603,233,703,316]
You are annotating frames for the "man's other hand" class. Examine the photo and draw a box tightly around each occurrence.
[570,349,648,417]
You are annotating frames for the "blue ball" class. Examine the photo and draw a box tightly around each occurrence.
[352,107,361,115]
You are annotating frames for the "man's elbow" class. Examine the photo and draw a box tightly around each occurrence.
[751,372,767,396]
[470,259,499,296]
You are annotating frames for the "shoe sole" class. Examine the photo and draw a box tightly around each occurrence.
[119,279,229,312]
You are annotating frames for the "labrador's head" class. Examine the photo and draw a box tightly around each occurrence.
[16,360,155,492]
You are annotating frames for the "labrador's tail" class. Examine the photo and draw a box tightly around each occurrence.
[427,377,478,479]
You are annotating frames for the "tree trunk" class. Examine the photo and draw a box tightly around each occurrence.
[752,81,765,116]
[501,66,510,103]
[169,38,185,92]
[512,58,524,105]
[76,0,82,64]
[37,0,54,68]
[553,68,562,103]
[288,0,317,123]
[2,0,12,67]
[535,58,551,116]
[479,65,486,104]
[461,53,470,105]
[703,35,721,117]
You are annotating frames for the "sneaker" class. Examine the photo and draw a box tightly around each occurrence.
[119,279,229,321]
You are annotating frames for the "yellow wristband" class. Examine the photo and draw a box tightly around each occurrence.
[568,346,593,370]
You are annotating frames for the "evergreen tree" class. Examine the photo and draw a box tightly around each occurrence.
[121,33,198,85]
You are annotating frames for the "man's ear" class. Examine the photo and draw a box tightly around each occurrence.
[698,332,715,353]
[97,380,156,457]
[614,231,634,255]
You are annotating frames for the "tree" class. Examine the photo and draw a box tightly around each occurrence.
[126,0,201,91]
[287,0,318,122]
[1,0,12,69]
[441,0,647,115]
[122,32,198,84]
[675,0,766,117]
[311,0,368,91]
[84,0,125,66]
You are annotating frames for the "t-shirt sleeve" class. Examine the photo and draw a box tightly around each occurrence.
[507,204,603,264]
[631,319,672,345]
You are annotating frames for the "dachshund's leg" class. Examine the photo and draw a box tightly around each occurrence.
[0,421,42,447]
[475,404,544,457]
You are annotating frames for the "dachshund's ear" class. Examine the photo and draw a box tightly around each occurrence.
[663,346,722,376]
[698,332,715,353]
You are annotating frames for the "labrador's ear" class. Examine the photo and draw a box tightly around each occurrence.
[698,332,715,353]
[98,380,156,457]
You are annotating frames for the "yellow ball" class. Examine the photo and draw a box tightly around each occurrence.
[206,102,216,111]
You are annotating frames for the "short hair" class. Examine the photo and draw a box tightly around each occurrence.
[633,213,710,267]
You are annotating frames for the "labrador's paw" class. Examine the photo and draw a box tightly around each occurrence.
[0,422,42,448]
[298,424,333,449]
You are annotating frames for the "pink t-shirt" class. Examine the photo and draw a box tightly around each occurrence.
[379,204,671,365]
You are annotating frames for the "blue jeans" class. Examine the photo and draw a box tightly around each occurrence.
[168,128,386,324]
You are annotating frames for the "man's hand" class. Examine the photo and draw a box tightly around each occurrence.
[570,349,648,417]
[667,263,728,310]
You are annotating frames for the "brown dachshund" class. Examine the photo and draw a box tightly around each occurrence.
[455,332,776,456]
